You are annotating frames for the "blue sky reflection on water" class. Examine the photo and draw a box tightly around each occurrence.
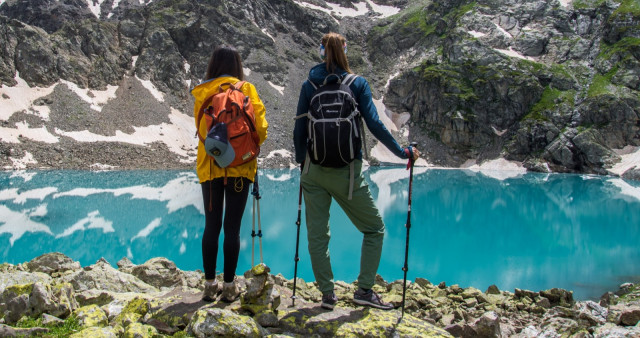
[1,168,639,301]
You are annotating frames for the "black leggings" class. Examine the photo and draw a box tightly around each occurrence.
[201,177,251,282]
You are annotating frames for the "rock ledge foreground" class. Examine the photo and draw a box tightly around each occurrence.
[1,253,639,337]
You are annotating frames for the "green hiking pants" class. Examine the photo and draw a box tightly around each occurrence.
[301,160,385,294]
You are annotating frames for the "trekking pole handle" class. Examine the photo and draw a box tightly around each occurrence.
[409,142,418,160]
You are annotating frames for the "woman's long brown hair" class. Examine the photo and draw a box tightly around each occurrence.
[205,46,244,81]
[322,32,352,74]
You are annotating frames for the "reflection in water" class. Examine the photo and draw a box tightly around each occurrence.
[0,169,639,300]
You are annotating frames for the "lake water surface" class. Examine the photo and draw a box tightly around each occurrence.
[1,168,639,300]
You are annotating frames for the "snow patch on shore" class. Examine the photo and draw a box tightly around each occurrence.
[294,0,399,19]
[137,76,165,102]
[55,108,196,162]
[0,73,55,121]
[268,81,285,95]
[1,74,197,167]
[559,0,572,7]
[494,48,534,61]
[0,122,59,144]
[609,146,640,176]
[90,163,119,170]
[369,98,429,167]
[468,30,486,38]
[60,80,118,112]
[7,151,38,170]
[86,0,103,17]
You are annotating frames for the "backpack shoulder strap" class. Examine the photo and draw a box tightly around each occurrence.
[195,95,214,143]
[233,80,247,91]
[342,74,358,87]
[308,78,318,90]
[294,113,309,121]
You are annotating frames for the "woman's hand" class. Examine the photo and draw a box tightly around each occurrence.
[405,146,420,161]
[411,147,420,161]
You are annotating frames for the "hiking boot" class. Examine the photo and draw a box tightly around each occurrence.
[353,288,393,310]
[202,280,219,302]
[321,292,338,310]
[221,280,241,303]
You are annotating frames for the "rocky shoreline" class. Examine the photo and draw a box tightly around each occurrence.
[1,253,639,337]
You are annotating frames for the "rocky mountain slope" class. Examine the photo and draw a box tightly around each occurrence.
[0,0,638,177]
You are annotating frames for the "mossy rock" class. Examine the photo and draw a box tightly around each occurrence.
[73,304,108,328]
[337,308,453,337]
[69,326,118,337]
[250,263,270,276]
[188,307,268,337]
[3,283,34,297]
[123,322,158,338]
[122,297,151,316]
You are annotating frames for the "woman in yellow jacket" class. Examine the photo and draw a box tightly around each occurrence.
[191,46,268,302]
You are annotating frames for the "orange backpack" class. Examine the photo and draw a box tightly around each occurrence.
[196,81,260,168]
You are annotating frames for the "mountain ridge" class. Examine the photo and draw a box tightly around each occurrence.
[0,0,638,177]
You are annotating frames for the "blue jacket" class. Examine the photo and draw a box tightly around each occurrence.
[294,63,408,164]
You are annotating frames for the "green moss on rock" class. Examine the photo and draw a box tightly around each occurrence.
[404,8,436,36]
[573,0,611,9]
[122,297,151,317]
[588,67,618,97]
[69,326,119,337]
[526,86,575,121]
[73,304,108,328]
[4,283,34,297]
[188,308,267,337]
[614,0,640,16]
[123,322,158,338]
[337,309,452,337]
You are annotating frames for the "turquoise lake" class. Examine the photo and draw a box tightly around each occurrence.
[1,168,639,300]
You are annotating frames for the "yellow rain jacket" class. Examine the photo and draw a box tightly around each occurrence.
[192,76,268,183]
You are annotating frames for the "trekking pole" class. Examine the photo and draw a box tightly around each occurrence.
[251,174,263,267]
[399,142,417,323]
[291,181,303,307]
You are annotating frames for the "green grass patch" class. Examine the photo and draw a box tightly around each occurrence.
[599,37,640,59]
[403,7,436,35]
[550,64,574,80]
[518,59,546,73]
[525,86,575,121]
[587,66,618,97]
[573,0,617,9]
[418,64,477,101]
[16,315,81,337]
[615,0,640,16]
[446,1,477,21]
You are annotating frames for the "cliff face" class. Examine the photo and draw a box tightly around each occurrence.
[376,0,640,175]
[0,0,638,175]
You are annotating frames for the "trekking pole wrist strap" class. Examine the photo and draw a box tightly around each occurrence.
[404,147,413,170]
